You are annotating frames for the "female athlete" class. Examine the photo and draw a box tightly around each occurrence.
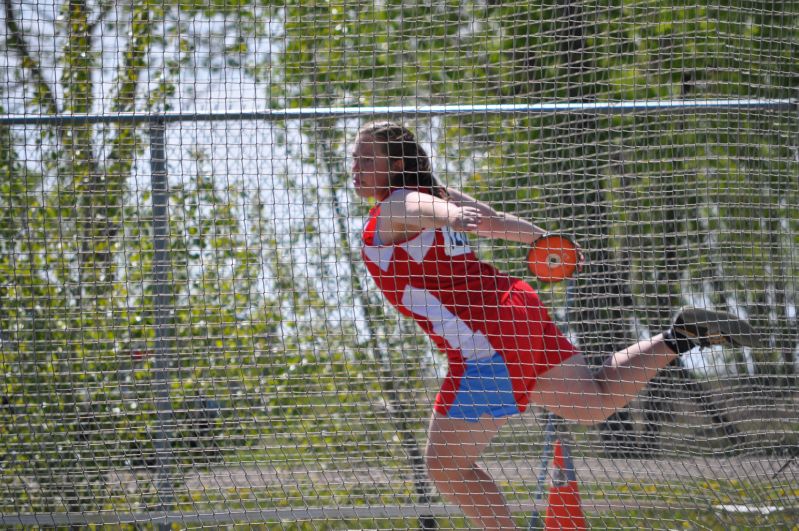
[351,121,760,530]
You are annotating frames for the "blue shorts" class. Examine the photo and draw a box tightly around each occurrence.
[445,353,523,422]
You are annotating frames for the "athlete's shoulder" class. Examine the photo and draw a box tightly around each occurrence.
[381,188,432,209]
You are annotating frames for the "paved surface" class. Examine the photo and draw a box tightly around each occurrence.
[168,455,797,493]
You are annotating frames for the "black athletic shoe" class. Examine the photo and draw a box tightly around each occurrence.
[672,308,763,349]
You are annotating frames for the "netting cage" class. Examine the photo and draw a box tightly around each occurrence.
[0,1,797,529]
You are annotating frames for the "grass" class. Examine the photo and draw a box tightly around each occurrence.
[157,470,799,530]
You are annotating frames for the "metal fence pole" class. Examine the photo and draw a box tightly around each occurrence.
[149,119,176,526]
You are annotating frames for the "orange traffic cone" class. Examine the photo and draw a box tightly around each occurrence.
[544,440,587,530]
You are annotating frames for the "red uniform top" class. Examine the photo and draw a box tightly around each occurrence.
[361,193,576,415]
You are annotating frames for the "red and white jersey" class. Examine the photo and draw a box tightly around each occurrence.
[360,195,516,364]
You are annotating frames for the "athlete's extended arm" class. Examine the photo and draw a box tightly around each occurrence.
[445,188,547,244]
[380,188,547,245]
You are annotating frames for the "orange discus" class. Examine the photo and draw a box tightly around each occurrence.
[527,234,580,283]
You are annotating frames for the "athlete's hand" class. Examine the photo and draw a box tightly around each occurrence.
[449,205,483,232]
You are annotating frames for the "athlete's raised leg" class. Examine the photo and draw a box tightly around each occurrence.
[530,308,762,425]
[425,413,518,530]
[529,334,677,424]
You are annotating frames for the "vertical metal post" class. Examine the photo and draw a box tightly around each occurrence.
[149,119,175,526]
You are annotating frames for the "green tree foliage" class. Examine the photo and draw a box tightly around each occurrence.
[1,0,282,512]
[274,0,798,462]
[276,0,797,367]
